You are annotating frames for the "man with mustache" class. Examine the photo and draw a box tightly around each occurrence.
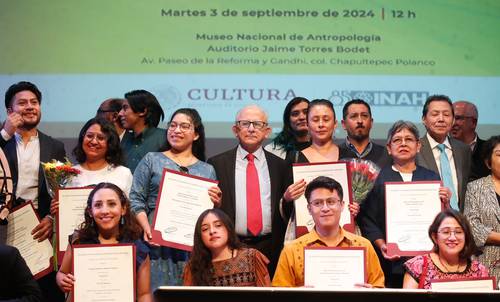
[1,81,66,302]
[339,99,390,169]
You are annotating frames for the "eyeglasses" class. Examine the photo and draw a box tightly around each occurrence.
[309,198,342,209]
[179,166,189,174]
[437,228,465,238]
[84,133,107,142]
[236,120,268,130]
[167,122,192,132]
[390,136,417,145]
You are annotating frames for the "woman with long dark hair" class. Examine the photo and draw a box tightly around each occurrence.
[130,108,221,287]
[56,182,151,302]
[183,209,271,286]
[50,118,132,216]
[265,97,310,161]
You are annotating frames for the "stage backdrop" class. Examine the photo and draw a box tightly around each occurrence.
[1,0,499,140]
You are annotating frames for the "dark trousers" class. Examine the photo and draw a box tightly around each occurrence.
[38,271,65,302]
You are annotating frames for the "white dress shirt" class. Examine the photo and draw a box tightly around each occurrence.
[234,145,272,236]
[426,133,458,198]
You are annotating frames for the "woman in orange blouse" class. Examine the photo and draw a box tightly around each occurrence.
[183,209,271,286]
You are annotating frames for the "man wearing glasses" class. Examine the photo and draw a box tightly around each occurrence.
[451,101,489,181]
[208,105,293,277]
[272,176,384,287]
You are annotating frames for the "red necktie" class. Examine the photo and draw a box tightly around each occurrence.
[246,153,262,236]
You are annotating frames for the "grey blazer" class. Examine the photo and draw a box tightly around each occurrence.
[463,175,500,281]
[416,135,471,210]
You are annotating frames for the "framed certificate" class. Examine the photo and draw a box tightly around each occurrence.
[56,187,93,262]
[151,168,218,251]
[385,181,443,257]
[6,202,53,279]
[431,277,497,291]
[304,246,366,289]
[73,244,136,302]
[293,162,354,237]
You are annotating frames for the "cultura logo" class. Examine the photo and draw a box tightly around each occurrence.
[187,88,297,101]
[328,90,429,107]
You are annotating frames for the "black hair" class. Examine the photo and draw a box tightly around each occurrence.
[187,209,243,285]
[271,97,310,152]
[4,81,42,109]
[76,182,142,243]
[305,176,344,202]
[428,209,478,260]
[342,99,372,120]
[422,95,454,118]
[308,99,336,120]
[124,89,164,127]
[73,118,123,166]
[164,108,207,161]
[483,135,500,169]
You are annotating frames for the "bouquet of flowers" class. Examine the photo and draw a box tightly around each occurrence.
[348,159,380,205]
[41,158,80,198]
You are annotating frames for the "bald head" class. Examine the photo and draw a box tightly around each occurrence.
[232,105,270,153]
[451,100,478,144]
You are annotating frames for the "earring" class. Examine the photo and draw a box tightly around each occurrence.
[120,216,125,225]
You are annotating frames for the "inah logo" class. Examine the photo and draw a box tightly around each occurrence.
[328,91,429,107]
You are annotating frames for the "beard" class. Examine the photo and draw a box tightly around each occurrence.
[348,129,369,142]
[20,116,41,130]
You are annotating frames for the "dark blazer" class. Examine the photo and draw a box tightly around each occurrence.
[207,147,292,274]
[0,244,43,302]
[470,137,489,181]
[0,131,66,218]
[416,135,471,211]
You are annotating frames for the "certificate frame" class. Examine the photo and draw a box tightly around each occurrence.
[151,168,218,251]
[56,186,94,263]
[303,246,367,289]
[292,161,354,237]
[7,201,53,280]
[430,276,497,291]
[72,243,136,302]
[385,180,443,257]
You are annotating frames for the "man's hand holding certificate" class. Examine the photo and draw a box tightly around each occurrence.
[6,202,53,279]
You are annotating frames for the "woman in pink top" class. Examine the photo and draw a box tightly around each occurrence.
[403,209,490,289]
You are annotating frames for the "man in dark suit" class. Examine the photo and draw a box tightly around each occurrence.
[0,244,43,302]
[208,105,293,277]
[1,81,66,302]
[416,95,471,211]
[451,100,489,181]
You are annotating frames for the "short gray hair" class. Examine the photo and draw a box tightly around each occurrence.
[386,120,420,144]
